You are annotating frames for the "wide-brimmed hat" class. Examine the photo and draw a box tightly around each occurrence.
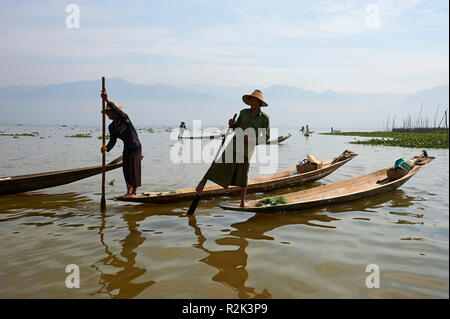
[242,89,268,107]
[103,102,124,113]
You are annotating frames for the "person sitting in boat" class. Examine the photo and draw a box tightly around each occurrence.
[194,89,270,207]
[101,91,142,198]
[178,121,187,139]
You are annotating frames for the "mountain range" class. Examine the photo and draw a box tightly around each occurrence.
[0,78,448,130]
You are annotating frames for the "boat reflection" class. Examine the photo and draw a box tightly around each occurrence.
[188,214,272,299]
[90,210,155,298]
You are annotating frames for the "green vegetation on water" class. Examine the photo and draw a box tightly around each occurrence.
[65,133,92,138]
[256,195,289,207]
[321,131,448,149]
[97,135,110,140]
[148,128,155,133]
[0,132,39,138]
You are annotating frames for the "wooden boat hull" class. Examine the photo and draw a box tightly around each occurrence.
[219,156,434,213]
[116,151,357,203]
[0,161,122,196]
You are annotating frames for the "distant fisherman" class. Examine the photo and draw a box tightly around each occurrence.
[178,121,187,139]
[101,91,142,198]
[194,90,270,207]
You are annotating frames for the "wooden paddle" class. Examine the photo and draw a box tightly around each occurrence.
[100,77,106,210]
[187,113,237,215]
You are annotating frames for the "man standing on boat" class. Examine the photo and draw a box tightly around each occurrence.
[178,121,187,140]
[195,89,270,207]
[100,91,142,198]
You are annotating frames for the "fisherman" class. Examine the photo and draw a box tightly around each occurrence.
[300,126,304,133]
[194,89,270,207]
[100,91,142,198]
[178,121,187,139]
[306,124,310,133]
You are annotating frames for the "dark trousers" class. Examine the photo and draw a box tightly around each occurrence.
[123,145,142,188]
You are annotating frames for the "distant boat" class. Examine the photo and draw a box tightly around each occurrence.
[181,134,225,140]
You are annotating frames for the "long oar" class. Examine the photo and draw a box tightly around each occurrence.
[100,77,106,210]
[187,113,237,215]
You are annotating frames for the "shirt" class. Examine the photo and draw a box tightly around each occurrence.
[231,108,270,159]
[106,101,141,153]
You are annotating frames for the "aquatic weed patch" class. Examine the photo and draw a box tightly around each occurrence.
[321,131,448,148]
[256,195,289,207]
[65,133,92,138]
[0,132,39,138]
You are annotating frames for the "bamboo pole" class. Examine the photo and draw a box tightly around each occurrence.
[100,77,106,210]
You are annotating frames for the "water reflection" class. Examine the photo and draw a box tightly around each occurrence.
[188,214,272,299]
[323,189,417,214]
[184,189,418,299]
[0,192,90,211]
[0,192,90,223]
[90,210,155,298]
[0,188,421,299]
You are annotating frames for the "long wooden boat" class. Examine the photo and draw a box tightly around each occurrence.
[218,154,434,213]
[115,150,357,203]
[0,156,123,196]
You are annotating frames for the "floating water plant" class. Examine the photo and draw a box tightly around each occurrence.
[321,131,448,149]
[65,133,92,138]
[256,195,289,207]
[0,132,39,137]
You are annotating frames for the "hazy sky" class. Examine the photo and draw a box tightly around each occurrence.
[0,0,448,93]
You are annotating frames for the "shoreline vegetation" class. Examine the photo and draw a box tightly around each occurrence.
[321,130,449,148]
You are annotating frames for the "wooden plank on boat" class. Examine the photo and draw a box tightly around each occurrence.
[115,150,357,203]
[218,155,434,213]
[0,156,123,196]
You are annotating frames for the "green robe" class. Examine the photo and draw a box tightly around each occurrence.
[205,108,270,188]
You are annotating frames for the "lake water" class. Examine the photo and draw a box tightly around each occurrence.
[0,124,448,298]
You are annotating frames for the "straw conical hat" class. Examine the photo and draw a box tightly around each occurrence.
[242,89,268,107]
